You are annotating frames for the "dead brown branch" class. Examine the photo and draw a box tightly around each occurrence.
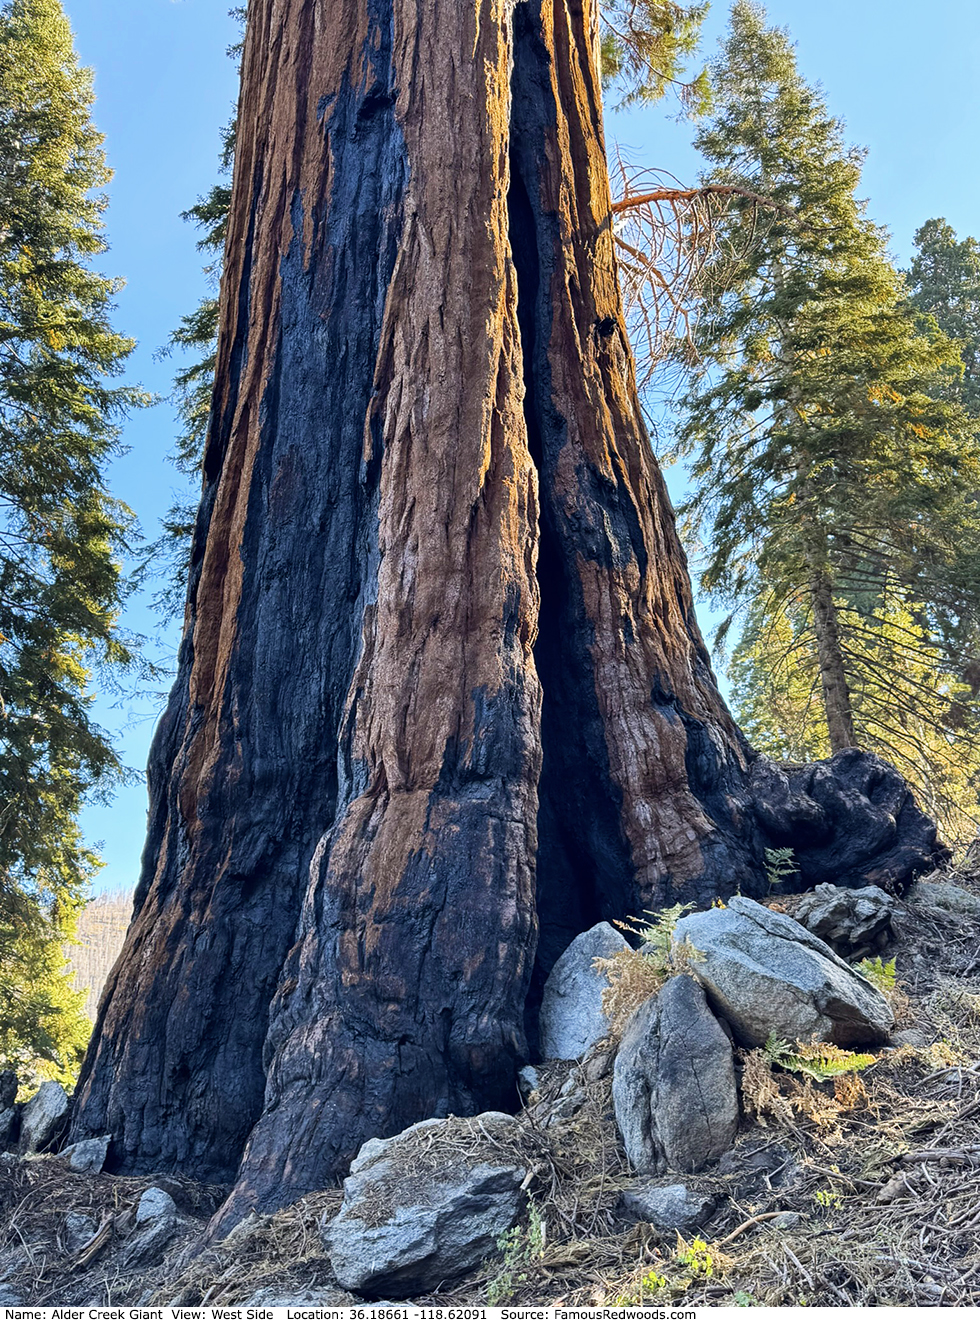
[607,154,790,404]
[611,183,794,217]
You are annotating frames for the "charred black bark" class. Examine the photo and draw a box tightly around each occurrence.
[72,2,409,1181]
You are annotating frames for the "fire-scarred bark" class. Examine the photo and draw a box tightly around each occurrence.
[71,0,944,1223]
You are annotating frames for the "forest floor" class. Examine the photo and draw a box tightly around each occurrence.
[3,861,980,1308]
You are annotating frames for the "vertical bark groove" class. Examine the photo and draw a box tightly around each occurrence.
[508,0,763,1004]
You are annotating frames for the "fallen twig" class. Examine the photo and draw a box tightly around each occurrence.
[716,1211,786,1247]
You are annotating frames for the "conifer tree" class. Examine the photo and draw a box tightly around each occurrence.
[599,1,709,107]
[0,0,146,1080]
[906,217,980,414]
[678,0,980,776]
[731,593,980,840]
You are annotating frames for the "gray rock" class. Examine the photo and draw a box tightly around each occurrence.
[115,1186,182,1269]
[0,1286,25,1305]
[119,1216,180,1270]
[538,1074,588,1127]
[18,1081,69,1155]
[582,1047,614,1082]
[0,1071,17,1110]
[673,896,893,1048]
[618,1182,716,1232]
[771,1212,802,1230]
[60,1135,110,1173]
[717,1141,799,1194]
[112,1190,180,1270]
[323,1113,526,1297]
[63,1212,98,1255]
[517,1065,540,1100]
[0,1106,19,1150]
[539,922,630,1060]
[244,1286,356,1306]
[794,884,895,957]
[613,975,739,1174]
[136,1186,178,1225]
[905,879,980,922]
[890,1028,930,1049]
[0,1248,27,1282]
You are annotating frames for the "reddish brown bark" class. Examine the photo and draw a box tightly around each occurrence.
[71,0,944,1228]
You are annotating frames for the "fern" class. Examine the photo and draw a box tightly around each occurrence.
[763,1032,876,1080]
[614,903,693,963]
[764,847,797,894]
[856,956,897,993]
[599,903,696,1034]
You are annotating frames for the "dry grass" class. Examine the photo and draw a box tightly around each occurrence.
[5,865,980,1306]
[426,867,980,1308]
[155,1190,349,1307]
[0,1159,224,1305]
[595,947,666,1034]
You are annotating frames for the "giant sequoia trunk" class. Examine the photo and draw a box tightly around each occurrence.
[72,0,944,1227]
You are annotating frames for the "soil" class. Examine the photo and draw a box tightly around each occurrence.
[4,860,980,1308]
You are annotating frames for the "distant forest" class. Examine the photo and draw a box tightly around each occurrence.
[68,892,131,1020]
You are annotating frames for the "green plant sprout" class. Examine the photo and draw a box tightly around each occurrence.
[764,847,798,894]
[856,956,897,993]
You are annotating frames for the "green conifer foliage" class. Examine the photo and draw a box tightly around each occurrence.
[906,217,980,414]
[0,0,146,1081]
[599,1,709,109]
[677,1,980,807]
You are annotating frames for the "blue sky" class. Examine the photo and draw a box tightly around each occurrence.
[62,0,980,895]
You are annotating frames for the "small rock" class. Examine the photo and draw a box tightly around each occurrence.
[540,1073,588,1122]
[117,1185,182,1269]
[0,1249,27,1282]
[613,974,739,1174]
[905,879,980,922]
[582,1047,614,1082]
[63,1213,98,1255]
[323,1113,527,1297]
[890,1028,930,1049]
[244,1287,357,1306]
[517,1065,540,1100]
[794,884,895,958]
[617,1182,716,1232]
[539,922,630,1060]
[673,896,893,1048]
[0,1106,19,1150]
[771,1212,802,1230]
[137,1186,178,1225]
[60,1135,110,1174]
[119,1217,180,1270]
[119,1191,181,1271]
[717,1141,799,1193]
[0,1072,17,1110]
[18,1082,69,1156]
